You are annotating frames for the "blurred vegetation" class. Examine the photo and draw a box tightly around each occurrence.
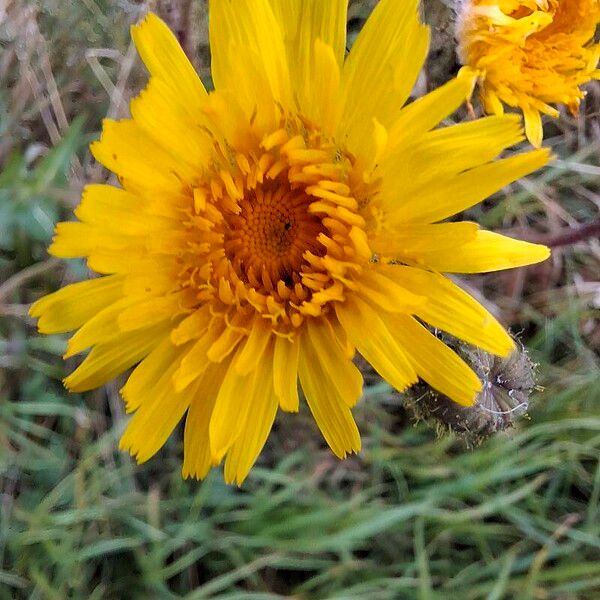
[1,0,599,598]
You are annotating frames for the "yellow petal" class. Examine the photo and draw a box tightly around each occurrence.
[306,320,363,408]
[379,114,525,204]
[273,335,300,412]
[309,40,342,136]
[390,315,482,406]
[124,265,181,298]
[206,327,245,363]
[358,268,426,313]
[377,265,514,356]
[338,0,429,154]
[484,90,505,116]
[386,68,477,153]
[80,188,183,225]
[64,323,171,392]
[417,230,551,273]
[336,297,417,392]
[523,104,543,148]
[117,292,186,333]
[362,117,389,178]
[49,222,136,258]
[51,222,187,262]
[29,275,124,334]
[209,0,291,114]
[268,0,346,68]
[209,353,260,462]
[131,13,207,114]
[298,335,361,458]
[119,348,192,463]
[173,328,221,393]
[182,362,229,480]
[86,249,168,276]
[121,336,182,413]
[130,77,211,172]
[371,222,479,257]
[234,318,272,375]
[268,1,345,130]
[386,148,551,225]
[224,343,278,485]
[171,305,213,346]
[65,296,138,358]
[74,184,173,236]
[90,119,195,194]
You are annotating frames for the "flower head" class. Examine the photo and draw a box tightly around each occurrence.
[31,0,551,484]
[457,0,600,146]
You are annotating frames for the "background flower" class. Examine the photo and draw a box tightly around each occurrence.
[457,0,600,146]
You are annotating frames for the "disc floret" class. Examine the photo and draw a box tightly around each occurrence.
[177,114,375,339]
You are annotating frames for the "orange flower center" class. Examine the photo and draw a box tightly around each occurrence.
[223,183,325,287]
[177,115,375,335]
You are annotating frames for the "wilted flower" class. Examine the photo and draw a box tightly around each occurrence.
[402,332,536,443]
[457,0,600,146]
[31,0,550,484]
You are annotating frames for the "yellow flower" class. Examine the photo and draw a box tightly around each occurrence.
[457,0,600,146]
[30,0,551,484]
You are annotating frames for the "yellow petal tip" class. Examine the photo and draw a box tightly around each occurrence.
[28,300,42,318]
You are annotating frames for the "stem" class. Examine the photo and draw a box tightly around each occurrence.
[0,258,60,301]
[534,218,600,248]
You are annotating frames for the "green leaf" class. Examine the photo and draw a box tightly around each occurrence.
[31,115,86,193]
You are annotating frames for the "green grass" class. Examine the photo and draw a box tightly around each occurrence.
[1,1,599,598]
[2,386,599,598]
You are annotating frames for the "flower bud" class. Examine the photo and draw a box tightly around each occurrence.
[402,333,536,444]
